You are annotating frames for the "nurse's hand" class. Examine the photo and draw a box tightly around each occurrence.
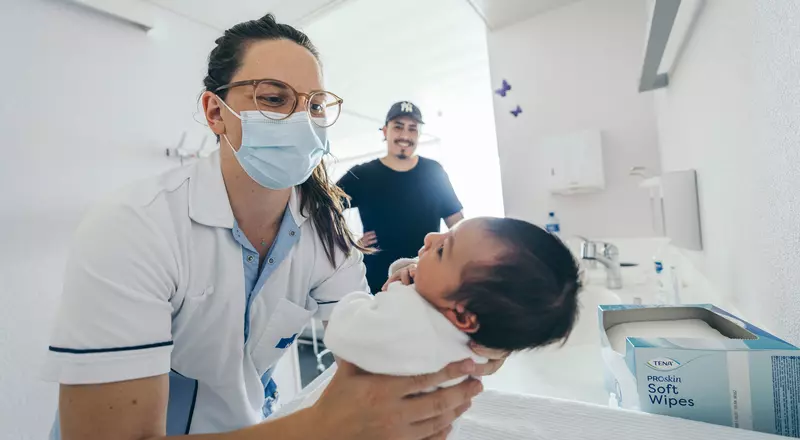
[312,359,482,440]
[469,341,510,377]
[382,264,416,291]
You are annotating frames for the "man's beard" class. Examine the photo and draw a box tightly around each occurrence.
[395,141,413,160]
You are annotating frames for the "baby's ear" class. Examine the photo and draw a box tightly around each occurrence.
[444,303,480,334]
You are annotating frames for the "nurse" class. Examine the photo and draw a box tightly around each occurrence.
[44,13,503,440]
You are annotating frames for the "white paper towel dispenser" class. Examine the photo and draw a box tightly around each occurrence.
[642,170,703,250]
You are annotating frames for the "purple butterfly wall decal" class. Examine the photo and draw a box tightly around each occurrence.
[510,106,522,117]
[495,79,511,97]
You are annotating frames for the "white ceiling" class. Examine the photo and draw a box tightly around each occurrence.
[143,0,496,160]
[301,0,493,159]
[466,0,583,30]
[143,0,348,29]
[144,0,585,33]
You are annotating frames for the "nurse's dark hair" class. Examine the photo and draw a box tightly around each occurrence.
[203,13,370,265]
[449,218,582,351]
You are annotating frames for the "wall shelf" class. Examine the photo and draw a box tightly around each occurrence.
[640,170,703,250]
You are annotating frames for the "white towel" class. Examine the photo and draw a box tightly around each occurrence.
[321,282,487,439]
[324,282,487,383]
[607,319,728,354]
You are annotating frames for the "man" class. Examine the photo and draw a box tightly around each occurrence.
[337,101,464,293]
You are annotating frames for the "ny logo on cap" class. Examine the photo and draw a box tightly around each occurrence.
[401,102,414,113]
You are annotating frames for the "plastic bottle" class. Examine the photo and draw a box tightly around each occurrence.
[669,262,682,304]
[654,260,671,304]
[545,212,561,236]
[653,242,682,305]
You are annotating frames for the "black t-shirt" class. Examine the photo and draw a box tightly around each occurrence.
[337,157,463,293]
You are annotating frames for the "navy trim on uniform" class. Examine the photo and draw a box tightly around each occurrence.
[276,333,298,349]
[48,340,174,354]
[261,368,278,419]
[185,380,198,434]
[167,369,199,436]
[316,300,339,305]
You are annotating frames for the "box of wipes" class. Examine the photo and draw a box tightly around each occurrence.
[599,304,800,437]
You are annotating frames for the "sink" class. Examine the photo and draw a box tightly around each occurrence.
[483,237,727,406]
[481,343,610,405]
[583,263,665,305]
[566,285,621,346]
[481,269,665,406]
[482,285,620,405]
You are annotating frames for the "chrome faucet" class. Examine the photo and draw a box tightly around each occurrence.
[579,237,623,290]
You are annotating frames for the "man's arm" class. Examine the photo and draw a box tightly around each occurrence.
[337,167,376,246]
[432,162,464,229]
[444,211,464,229]
[335,166,362,209]
[310,242,368,319]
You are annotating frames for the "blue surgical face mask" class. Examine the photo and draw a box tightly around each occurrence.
[218,98,330,190]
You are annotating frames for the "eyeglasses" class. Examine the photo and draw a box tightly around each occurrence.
[215,78,343,128]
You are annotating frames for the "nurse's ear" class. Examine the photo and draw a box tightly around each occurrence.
[201,91,226,136]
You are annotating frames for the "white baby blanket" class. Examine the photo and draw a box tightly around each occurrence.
[320,260,487,440]
[324,281,487,382]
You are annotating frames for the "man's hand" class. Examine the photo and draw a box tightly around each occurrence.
[312,359,482,440]
[444,212,464,229]
[358,231,378,247]
[469,341,509,377]
[382,263,417,291]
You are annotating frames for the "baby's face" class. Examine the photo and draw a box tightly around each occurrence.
[414,218,505,308]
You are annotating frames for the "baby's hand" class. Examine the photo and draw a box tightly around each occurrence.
[381,264,417,291]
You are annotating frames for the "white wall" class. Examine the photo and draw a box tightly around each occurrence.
[653,0,800,344]
[487,0,662,237]
[0,1,219,437]
[304,0,505,219]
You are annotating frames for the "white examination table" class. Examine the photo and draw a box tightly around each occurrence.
[273,366,782,440]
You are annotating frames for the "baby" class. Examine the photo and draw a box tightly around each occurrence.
[323,217,582,387]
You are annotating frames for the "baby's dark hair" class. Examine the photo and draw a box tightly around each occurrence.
[448,218,581,351]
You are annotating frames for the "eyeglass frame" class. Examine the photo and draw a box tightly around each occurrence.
[214,78,344,127]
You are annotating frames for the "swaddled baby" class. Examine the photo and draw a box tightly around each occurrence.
[324,217,582,389]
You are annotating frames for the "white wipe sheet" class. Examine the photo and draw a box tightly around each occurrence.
[607,319,728,354]
[275,367,780,440]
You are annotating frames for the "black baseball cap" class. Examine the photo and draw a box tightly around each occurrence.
[384,101,424,125]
